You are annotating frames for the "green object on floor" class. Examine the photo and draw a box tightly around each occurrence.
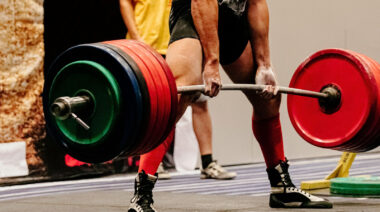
[330,176,380,195]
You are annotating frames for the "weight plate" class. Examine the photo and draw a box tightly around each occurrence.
[125,41,171,153]
[131,40,178,152]
[118,40,169,154]
[86,43,143,158]
[340,51,380,152]
[288,49,378,149]
[50,60,121,145]
[105,40,160,155]
[331,176,380,195]
[98,42,151,154]
[43,44,142,163]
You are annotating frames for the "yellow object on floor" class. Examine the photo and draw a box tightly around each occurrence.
[301,152,356,190]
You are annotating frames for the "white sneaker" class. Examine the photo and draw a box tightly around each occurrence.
[200,161,237,180]
[157,163,171,180]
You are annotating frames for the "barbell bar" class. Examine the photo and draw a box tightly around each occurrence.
[177,84,331,98]
[43,39,380,163]
[49,82,340,131]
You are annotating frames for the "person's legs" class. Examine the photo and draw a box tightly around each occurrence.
[192,100,236,180]
[137,38,203,175]
[129,38,204,212]
[222,43,331,208]
[222,42,284,167]
[192,101,212,159]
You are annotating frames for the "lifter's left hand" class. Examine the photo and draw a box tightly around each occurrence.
[255,66,279,99]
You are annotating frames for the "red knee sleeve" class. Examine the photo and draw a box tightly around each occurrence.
[138,128,175,175]
[252,114,285,168]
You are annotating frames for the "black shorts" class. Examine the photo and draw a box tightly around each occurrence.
[169,0,249,65]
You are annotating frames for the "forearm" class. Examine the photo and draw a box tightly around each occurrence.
[119,0,140,39]
[191,0,219,66]
[247,0,271,68]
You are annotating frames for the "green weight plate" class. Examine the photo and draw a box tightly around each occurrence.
[49,60,121,145]
[330,176,380,195]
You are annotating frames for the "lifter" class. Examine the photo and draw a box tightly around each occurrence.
[128,0,333,211]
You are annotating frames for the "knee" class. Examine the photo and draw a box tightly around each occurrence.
[252,95,282,120]
[192,101,208,114]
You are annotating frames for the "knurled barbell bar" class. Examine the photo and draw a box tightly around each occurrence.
[43,39,380,163]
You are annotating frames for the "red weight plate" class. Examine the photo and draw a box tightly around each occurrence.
[113,40,167,154]
[132,41,177,151]
[341,51,380,152]
[288,49,378,149]
[130,40,177,151]
[118,41,167,154]
[113,41,161,155]
[125,41,171,153]
[105,40,159,155]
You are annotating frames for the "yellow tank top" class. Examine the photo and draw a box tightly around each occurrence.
[127,0,171,55]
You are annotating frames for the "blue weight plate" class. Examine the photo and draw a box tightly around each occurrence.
[43,43,142,163]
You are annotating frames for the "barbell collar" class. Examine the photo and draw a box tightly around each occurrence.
[50,96,92,120]
[177,84,329,99]
[50,96,92,130]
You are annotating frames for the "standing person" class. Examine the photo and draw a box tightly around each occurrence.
[125,0,333,211]
[119,0,235,181]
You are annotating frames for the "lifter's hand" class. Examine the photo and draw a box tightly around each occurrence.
[255,66,279,99]
[202,62,222,97]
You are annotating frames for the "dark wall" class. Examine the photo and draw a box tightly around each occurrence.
[44,0,127,75]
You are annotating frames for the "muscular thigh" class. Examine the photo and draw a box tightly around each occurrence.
[166,38,203,86]
[222,43,281,120]
[222,42,258,101]
[166,38,203,122]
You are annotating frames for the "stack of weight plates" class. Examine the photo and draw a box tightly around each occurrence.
[288,49,380,152]
[43,40,177,163]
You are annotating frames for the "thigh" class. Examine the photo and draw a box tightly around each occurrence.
[166,38,204,122]
[222,42,281,120]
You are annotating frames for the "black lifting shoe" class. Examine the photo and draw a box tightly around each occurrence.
[266,159,333,209]
[128,170,158,212]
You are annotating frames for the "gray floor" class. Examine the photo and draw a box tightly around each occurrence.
[2,189,380,212]
[1,153,380,211]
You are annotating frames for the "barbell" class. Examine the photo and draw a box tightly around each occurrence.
[43,39,380,163]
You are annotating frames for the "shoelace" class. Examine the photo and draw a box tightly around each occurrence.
[287,187,311,198]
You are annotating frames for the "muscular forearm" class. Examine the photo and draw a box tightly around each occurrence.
[191,0,219,66]
[247,0,271,67]
[119,0,140,39]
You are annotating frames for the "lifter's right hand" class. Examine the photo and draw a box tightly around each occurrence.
[202,62,221,97]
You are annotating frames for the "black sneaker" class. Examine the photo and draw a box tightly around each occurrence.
[128,170,158,212]
[267,159,333,208]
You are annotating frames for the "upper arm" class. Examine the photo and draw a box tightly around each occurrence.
[120,0,133,9]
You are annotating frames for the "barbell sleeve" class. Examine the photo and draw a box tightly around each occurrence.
[177,84,329,99]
